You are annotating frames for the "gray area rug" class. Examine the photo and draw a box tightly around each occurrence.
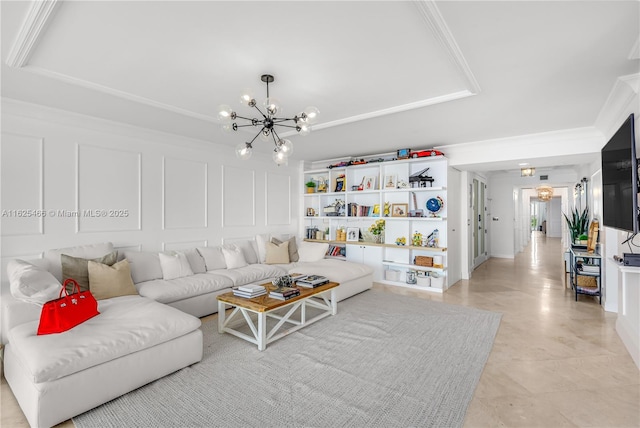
[74,290,501,428]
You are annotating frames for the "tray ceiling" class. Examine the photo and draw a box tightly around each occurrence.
[2,1,638,168]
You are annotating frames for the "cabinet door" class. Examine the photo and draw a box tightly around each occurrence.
[346,244,383,281]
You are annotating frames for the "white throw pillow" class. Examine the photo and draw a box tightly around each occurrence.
[255,233,271,264]
[8,259,61,306]
[221,246,248,269]
[197,247,227,270]
[124,251,164,284]
[297,241,329,262]
[224,240,258,265]
[184,248,206,274]
[159,252,194,280]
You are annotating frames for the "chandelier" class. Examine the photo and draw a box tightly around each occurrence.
[537,185,554,201]
[216,74,319,165]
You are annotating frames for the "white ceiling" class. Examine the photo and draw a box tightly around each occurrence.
[2,1,639,173]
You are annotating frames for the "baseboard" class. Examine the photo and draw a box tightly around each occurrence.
[489,253,515,259]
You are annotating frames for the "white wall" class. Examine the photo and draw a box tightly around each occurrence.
[0,99,301,294]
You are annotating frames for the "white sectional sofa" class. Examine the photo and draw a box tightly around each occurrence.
[2,237,373,427]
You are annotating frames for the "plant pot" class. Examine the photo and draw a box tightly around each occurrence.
[374,234,384,244]
[306,187,315,193]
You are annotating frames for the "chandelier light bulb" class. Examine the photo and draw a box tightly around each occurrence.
[235,143,252,160]
[260,128,272,142]
[217,105,234,123]
[239,88,254,105]
[278,139,294,155]
[298,123,311,136]
[303,106,320,124]
[221,123,233,133]
[272,149,288,165]
[264,97,281,116]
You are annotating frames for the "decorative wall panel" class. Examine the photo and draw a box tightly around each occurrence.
[222,166,255,226]
[77,145,141,232]
[163,157,207,229]
[266,173,291,225]
[1,133,43,235]
[163,240,207,251]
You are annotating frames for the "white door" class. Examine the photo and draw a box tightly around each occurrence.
[548,196,562,237]
[473,178,489,268]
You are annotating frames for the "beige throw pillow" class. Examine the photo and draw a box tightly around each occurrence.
[265,240,290,264]
[271,237,299,262]
[88,259,138,300]
[61,251,118,292]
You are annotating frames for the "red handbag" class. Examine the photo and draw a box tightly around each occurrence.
[37,279,100,335]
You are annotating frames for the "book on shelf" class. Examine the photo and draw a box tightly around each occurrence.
[296,275,329,287]
[269,291,301,300]
[326,244,346,258]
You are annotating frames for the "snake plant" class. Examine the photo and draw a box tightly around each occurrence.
[563,207,589,243]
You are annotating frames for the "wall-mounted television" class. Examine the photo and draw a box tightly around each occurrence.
[601,113,639,234]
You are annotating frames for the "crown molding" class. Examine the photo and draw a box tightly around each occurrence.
[6,0,61,68]
[279,90,475,137]
[23,65,217,123]
[595,73,640,138]
[413,0,481,94]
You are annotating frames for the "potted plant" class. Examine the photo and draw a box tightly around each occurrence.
[563,207,589,244]
[368,219,385,243]
[305,180,316,193]
[578,234,589,245]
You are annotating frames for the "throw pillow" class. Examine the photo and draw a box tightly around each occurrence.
[44,242,115,282]
[265,240,290,264]
[158,252,194,280]
[297,241,329,262]
[184,248,206,274]
[61,251,118,292]
[255,233,271,263]
[7,259,61,305]
[221,246,248,269]
[88,259,138,300]
[196,246,227,270]
[224,240,259,265]
[123,251,163,284]
[271,237,299,262]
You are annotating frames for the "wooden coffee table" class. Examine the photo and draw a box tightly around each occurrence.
[217,281,339,351]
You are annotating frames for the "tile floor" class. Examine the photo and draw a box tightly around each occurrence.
[2,232,638,427]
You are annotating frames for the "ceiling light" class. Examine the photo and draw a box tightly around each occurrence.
[521,167,535,177]
[217,74,319,165]
[537,185,554,201]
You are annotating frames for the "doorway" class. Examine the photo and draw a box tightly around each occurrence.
[472,178,488,267]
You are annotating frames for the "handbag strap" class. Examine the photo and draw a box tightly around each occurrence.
[60,278,80,297]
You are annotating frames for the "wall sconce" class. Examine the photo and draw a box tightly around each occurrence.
[521,167,535,177]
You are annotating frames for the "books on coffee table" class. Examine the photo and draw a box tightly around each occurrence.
[233,284,267,298]
[269,286,300,300]
[296,275,329,288]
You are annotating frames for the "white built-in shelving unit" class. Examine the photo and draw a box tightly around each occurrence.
[302,155,458,293]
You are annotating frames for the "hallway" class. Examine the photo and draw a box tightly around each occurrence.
[378,231,640,427]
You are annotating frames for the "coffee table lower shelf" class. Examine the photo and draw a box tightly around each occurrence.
[217,282,339,351]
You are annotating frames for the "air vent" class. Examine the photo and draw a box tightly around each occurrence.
[540,175,549,181]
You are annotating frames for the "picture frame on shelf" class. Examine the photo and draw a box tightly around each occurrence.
[335,175,345,192]
[346,227,360,242]
[397,148,411,159]
[391,203,409,217]
[363,176,377,190]
[384,175,397,189]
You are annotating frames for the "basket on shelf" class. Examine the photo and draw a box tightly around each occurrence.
[414,256,433,267]
[576,276,597,288]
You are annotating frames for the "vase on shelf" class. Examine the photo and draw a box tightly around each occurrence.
[374,233,384,244]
